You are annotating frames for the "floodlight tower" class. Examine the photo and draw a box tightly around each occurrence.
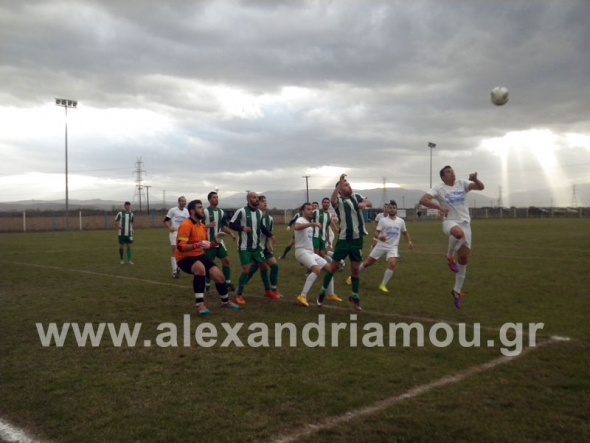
[55,98,78,230]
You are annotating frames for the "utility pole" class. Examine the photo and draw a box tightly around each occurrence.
[145,185,151,213]
[162,189,166,208]
[133,157,146,213]
[302,175,310,202]
[381,176,388,206]
[497,186,503,208]
[571,184,578,207]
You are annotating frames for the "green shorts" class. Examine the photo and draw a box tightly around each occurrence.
[332,238,364,263]
[239,248,266,266]
[313,237,327,252]
[118,235,134,245]
[205,243,229,261]
[263,249,274,260]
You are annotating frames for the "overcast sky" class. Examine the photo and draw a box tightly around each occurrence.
[1,0,589,207]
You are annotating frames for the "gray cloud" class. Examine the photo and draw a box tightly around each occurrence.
[1,0,589,206]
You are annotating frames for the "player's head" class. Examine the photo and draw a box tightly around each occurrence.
[124,201,131,211]
[312,201,319,210]
[387,200,398,216]
[247,191,259,208]
[207,191,218,207]
[335,178,353,197]
[322,197,330,211]
[440,166,455,185]
[178,196,187,209]
[187,199,204,220]
[258,195,267,211]
[300,202,313,219]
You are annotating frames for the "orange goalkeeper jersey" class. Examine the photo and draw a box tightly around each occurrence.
[175,218,207,261]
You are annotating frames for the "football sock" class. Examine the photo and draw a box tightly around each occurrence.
[126,249,132,262]
[246,265,258,283]
[119,249,124,260]
[170,257,177,272]
[454,264,467,293]
[237,273,249,295]
[270,263,279,289]
[281,245,292,258]
[260,269,271,291]
[301,272,318,296]
[447,236,460,259]
[351,277,360,294]
[381,269,394,286]
[222,266,231,283]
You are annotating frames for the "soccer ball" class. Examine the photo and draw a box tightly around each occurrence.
[491,87,509,106]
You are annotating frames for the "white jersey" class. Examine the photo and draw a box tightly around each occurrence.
[376,216,407,247]
[166,206,189,230]
[427,179,471,223]
[374,212,385,223]
[294,217,314,252]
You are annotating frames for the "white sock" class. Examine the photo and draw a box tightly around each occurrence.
[327,251,334,257]
[454,264,467,293]
[381,269,394,286]
[447,236,461,259]
[324,254,333,263]
[327,278,334,296]
[301,273,318,296]
[171,257,177,272]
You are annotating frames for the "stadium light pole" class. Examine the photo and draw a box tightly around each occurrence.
[55,98,78,230]
[428,142,436,189]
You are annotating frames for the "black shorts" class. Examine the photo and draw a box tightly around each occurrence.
[177,256,218,277]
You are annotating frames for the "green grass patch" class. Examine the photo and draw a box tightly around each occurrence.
[1,219,589,442]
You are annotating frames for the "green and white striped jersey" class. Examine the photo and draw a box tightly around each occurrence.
[260,213,274,250]
[115,211,134,236]
[230,206,264,251]
[312,209,331,241]
[334,193,367,240]
[204,207,227,242]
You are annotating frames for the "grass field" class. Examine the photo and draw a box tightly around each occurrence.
[1,218,589,443]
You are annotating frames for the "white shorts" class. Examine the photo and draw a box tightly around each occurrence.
[443,220,472,250]
[295,250,327,270]
[169,231,178,246]
[369,243,399,261]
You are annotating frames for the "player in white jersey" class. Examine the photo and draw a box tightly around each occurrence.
[164,196,189,278]
[347,200,413,292]
[419,166,485,308]
[294,203,339,307]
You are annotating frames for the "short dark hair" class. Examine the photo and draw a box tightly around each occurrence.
[207,192,217,201]
[312,201,319,205]
[187,199,202,213]
[440,165,452,178]
[300,202,311,212]
[388,200,397,207]
[322,197,330,203]
[124,201,131,206]
[258,195,266,202]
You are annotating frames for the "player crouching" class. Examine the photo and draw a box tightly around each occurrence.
[176,199,240,315]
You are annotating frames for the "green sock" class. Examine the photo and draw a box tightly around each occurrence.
[260,270,271,291]
[247,265,258,283]
[238,273,249,295]
[119,249,123,259]
[281,245,292,257]
[126,249,132,262]
[321,272,334,293]
[270,263,279,289]
[223,266,231,283]
[351,277,360,296]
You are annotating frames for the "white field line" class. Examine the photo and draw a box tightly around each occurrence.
[0,418,44,443]
[267,337,563,443]
[1,260,567,338]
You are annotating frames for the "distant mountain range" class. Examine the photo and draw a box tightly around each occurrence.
[1,184,586,212]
